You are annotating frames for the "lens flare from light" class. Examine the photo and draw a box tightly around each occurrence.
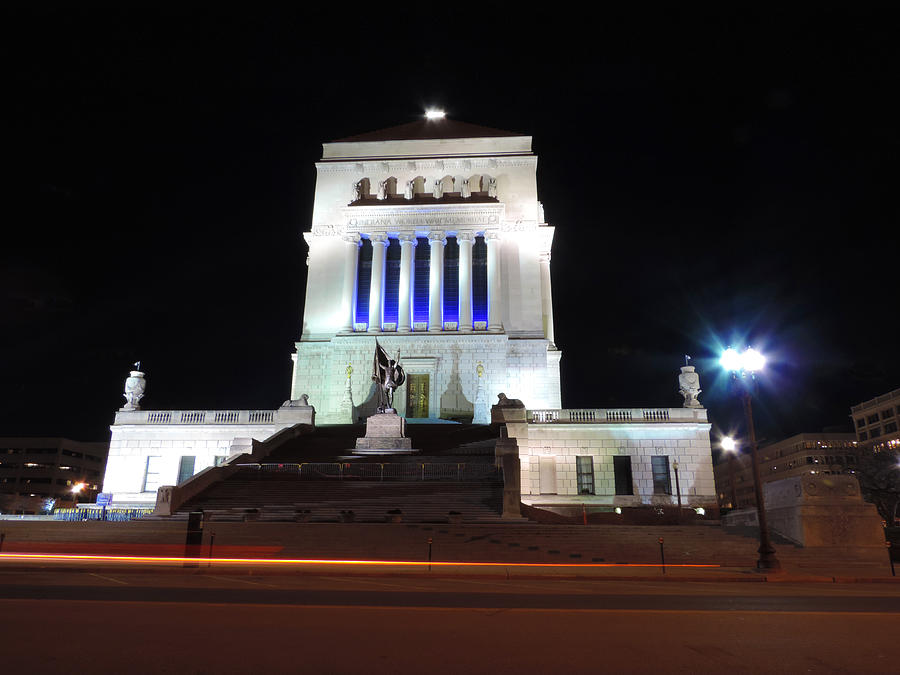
[719,348,742,372]
[425,109,446,120]
[721,436,737,452]
[742,348,766,372]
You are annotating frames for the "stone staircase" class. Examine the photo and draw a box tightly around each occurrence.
[177,478,505,524]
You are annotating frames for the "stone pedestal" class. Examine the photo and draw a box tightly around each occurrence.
[354,411,415,454]
[725,475,886,562]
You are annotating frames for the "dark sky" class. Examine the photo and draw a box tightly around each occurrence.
[3,8,898,445]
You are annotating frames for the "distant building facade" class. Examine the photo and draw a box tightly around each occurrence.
[850,388,900,452]
[0,438,108,514]
[713,432,860,510]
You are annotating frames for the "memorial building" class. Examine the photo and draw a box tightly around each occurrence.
[101,116,717,515]
[292,117,561,424]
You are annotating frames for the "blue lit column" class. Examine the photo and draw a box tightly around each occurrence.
[428,231,446,332]
[397,233,416,333]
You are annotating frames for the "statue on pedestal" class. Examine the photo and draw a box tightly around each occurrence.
[372,340,405,413]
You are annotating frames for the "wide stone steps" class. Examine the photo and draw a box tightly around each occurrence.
[178,480,504,523]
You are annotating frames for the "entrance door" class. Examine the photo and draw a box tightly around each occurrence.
[406,373,429,418]
[539,456,558,494]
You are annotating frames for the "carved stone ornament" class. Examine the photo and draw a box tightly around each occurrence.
[122,369,146,411]
[678,365,703,408]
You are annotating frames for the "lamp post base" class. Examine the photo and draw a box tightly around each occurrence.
[757,547,782,570]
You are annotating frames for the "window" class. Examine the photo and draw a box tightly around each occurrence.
[355,238,373,326]
[882,408,895,420]
[885,421,898,434]
[576,456,594,495]
[651,456,671,495]
[859,431,868,440]
[471,235,488,325]
[869,427,881,438]
[613,456,633,495]
[382,238,401,326]
[867,414,879,424]
[443,236,459,324]
[214,456,228,467]
[856,418,866,428]
[177,456,196,484]
[413,237,430,325]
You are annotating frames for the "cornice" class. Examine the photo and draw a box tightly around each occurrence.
[315,156,536,174]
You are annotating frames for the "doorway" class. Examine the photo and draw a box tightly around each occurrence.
[406,373,430,418]
[539,456,558,494]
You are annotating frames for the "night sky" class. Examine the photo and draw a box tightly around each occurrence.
[3,8,898,447]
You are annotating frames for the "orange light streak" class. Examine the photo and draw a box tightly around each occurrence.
[0,553,719,568]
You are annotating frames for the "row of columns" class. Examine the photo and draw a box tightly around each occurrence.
[341,231,502,334]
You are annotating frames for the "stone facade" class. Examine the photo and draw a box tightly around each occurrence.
[103,405,313,506]
[503,407,716,508]
[294,334,560,424]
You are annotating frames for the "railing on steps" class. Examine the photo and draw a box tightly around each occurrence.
[233,462,501,482]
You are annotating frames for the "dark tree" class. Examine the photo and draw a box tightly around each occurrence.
[855,448,900,524]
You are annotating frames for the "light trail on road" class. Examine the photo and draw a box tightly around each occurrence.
[0,552,719,569]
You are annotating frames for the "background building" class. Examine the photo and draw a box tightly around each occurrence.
[713,432,859,509]
[851,388,900,451]
[0,438,108,514]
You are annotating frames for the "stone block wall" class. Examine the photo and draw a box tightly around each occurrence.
[292,335,560,424]
[507,418,716,507]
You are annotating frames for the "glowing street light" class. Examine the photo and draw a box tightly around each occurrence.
[424,109,446,120]
[720,347,766,374]
[719,346,781,571]
[720,436,739,510]
[71,482,86,509]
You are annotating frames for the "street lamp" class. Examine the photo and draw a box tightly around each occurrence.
[720,347,781,570]
[71,482,86,510]
[721,436,739,510]
[671,460,683,515]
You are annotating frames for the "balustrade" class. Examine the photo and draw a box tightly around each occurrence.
[122,409,278,425]
[527,408,683,424]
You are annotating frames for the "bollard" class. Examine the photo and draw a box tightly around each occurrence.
[208,532,216,567]
[888,541,895,577]
[658,536,666,575]
[428,538,433,572]
[184,511,203,568]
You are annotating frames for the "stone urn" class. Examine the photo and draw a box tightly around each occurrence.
[122,370,146,411]
[678,366,702,408]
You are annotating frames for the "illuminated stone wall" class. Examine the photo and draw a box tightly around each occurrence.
[506,408,717,507]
